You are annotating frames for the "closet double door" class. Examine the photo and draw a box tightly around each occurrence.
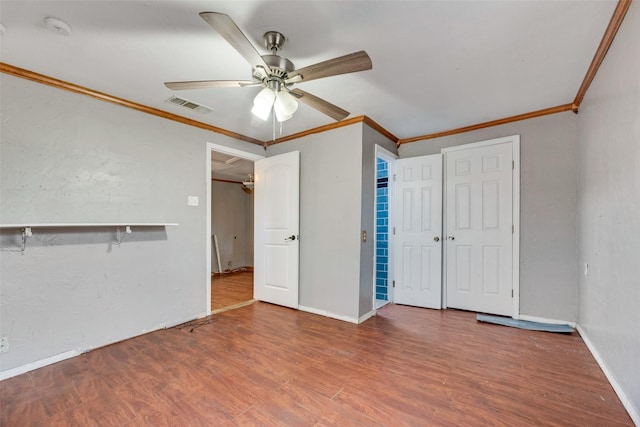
[394,137,517,317]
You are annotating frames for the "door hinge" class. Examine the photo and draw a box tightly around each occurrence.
[392,280,395,288]
[393,174,396,182]
[393,226,396,235]
[512,289,514,298]
[512,224,514,233]
[512,160,515,170]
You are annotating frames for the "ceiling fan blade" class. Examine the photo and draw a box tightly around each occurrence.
[165,80,259,90]
[287,51,372,83]
[199,12,270,72]
[290,88,349,121]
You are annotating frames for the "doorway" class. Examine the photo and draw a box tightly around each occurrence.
[206,143,264,315]
[374,146,397,310]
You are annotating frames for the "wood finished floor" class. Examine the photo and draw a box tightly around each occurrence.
[211,271,254,311]
[1,303,633,426]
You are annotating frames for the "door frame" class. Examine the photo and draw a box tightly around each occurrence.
[206,142,265,316]
[373,145,397,310]
[441,135,520,318]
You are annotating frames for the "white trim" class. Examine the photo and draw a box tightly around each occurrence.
[0,350,80,381]
[375,145,398,161]
[299,305,360,324]
[577,325,640,425]
[442,152,449,309]
[518,314,576,328]
[511,136,521,319]
[206,142,264,317]
[358,310,377,324]
[441,135,521,318]
[206,143,265,161]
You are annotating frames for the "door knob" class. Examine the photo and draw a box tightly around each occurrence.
[285,235,296,241]
[448,235,455,241]
[433,236,440,242]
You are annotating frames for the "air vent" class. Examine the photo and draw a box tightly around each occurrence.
[164,96,213,114]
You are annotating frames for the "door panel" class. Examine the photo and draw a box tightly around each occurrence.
[445,142,512,316]
[394,154,442,309]
[254,151,300,309]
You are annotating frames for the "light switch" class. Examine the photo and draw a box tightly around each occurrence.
[188,196,199,206]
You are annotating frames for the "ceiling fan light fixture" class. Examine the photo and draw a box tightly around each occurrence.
[251,87,276,121]
[274,90,298,122]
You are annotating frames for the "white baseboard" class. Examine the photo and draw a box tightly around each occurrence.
[577,324,639,425]
[517,314,576,328]
[0,349,80,381]
[298,305,360,324]
[0,312,204,381]
[358,310,376,324]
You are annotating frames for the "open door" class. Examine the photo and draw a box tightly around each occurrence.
[254,151,300,309]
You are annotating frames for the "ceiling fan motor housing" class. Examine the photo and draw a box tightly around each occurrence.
[256,54,295,91]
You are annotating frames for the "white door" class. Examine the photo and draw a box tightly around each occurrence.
[254,151,300,309]
[394,154,443,309]
[445,142,513,316]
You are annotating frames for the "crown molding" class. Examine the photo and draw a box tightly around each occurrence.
[0,62,263,146]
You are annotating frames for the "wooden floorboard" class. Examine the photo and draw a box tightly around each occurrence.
[0,303,633,426]
[211,271,254,311]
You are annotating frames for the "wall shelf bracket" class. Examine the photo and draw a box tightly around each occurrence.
[116,225,132,246]
[21,227,32,254]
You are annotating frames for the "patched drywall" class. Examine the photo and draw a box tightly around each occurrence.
[400,112,579,322]
[576,1,640,420]
[0,74,262,373]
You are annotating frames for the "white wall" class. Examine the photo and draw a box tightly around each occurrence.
[0,74,263,374]
[211,180,253,272]
[400,112,579,322]
[267,125,364,320]
[576,2,640,421]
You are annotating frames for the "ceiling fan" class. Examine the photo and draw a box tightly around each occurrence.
[164,12,372,123]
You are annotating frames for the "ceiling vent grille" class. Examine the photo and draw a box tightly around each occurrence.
[164,96,213,114]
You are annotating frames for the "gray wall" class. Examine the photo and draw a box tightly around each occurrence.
[0,74,262,372]
[267,125,364,320]
[400,112,579,322]
[211,181,253,272]
[359,125,398,318]
[576,1,640,418]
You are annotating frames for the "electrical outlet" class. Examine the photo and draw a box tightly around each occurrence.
[0,337,9,353]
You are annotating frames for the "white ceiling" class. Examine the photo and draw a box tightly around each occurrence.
[211,150,254,182]
[0,1,616,143]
